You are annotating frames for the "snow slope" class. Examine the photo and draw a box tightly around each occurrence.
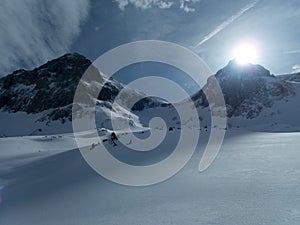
[1,130,300,224]
[0,100,145,137]
[0,134,77,177]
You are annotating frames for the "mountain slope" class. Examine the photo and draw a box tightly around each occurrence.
[278,72,300,82]
[1,54,300,136]
[0,53,162,136]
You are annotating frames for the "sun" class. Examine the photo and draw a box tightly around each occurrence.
[232,43,258,65]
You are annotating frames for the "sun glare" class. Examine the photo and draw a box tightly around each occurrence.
[232,43,258,65]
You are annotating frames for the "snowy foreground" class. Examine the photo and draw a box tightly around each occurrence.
[1,130,300,225]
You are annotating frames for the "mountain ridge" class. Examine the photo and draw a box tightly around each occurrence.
[0,53,299,136]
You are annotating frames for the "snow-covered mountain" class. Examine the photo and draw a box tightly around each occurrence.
[278,72,300,82]
[194,60,295,118]
[2,55,300,225]
[189,60,300,131]
[1,54,300,136]
[0,53,164,136]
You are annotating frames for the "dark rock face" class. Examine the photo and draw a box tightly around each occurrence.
[0,53,91,113]
[0,53,164,125]
[132,97,169,111]
[0,53,129,124]
[193,60,295,119]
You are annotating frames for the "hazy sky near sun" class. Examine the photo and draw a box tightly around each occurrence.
[1,0,300,77]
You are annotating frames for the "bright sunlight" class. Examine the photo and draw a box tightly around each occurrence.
[232,42,259,65]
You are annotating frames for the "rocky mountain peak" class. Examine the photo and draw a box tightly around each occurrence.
[0,53,92,114]
[216,60,272,81]
[193,60,295,119]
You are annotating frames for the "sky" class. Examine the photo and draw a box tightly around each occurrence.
[1,0,300,79]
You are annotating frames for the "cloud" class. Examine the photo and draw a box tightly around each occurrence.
[115,0,199,12]
[179,0,199,13]
[158,1,174,9]
[194,0,259,49]
[284,50,300,54]
[0,0,90,76]
[292,64,300,73]
[115,0,163,10]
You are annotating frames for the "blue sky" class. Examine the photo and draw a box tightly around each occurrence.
[1,0,300,77]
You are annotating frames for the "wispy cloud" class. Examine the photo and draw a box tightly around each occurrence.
[194,0,259,49]
[0,0,90,76]
[284,50,300,54]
